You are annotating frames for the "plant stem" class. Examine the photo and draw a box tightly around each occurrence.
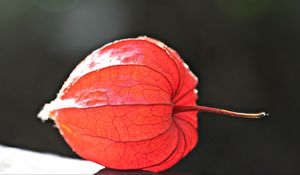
[173,105,268,118]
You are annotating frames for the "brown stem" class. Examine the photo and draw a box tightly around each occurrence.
[173,105,268,119]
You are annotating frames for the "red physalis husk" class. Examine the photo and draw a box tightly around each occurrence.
[39,36,266,172]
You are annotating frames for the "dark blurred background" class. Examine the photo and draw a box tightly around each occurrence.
[0,0,299,174]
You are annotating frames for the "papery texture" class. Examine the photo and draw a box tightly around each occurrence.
[39,37,198,172]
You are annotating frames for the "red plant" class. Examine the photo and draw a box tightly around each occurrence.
[38,36,266,172]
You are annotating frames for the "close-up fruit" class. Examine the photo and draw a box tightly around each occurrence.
[38,36,266,172]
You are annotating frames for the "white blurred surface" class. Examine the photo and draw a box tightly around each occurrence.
[0,145,103,174]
